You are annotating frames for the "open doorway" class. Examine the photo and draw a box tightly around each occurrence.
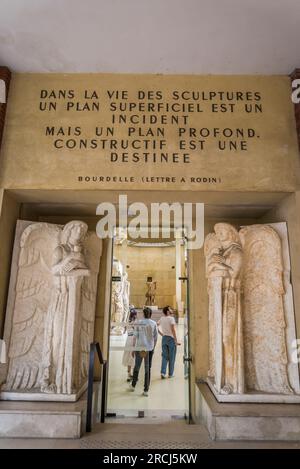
[106,229,191,422]
[1,188,296,432]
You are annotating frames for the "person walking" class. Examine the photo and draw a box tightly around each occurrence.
[129,307,157,396]
[158,306,181,378]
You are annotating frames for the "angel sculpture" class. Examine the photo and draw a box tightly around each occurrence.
[40,221,90,394]
[205,222,297,397]
[2,220,101,398]
[204,223,244,394]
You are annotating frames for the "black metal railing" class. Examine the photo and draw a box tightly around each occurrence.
[86,342,107,432]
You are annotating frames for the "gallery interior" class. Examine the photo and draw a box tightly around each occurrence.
[1,0,300,450]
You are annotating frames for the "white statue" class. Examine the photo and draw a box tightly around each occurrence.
[40,221,90,394]
[1,220,102,399]
[205,222,298,397]
[205,223,244,394]
[122,271,130,324]
[111,259,125,335]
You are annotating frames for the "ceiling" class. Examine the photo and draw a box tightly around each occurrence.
[0,0,299,75]
[14,189,288,219]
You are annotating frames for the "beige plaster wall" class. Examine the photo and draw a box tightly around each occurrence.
[114,244,177,309]
[0,74,299,192]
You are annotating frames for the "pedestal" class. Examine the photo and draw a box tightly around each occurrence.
[196,383,300,441]
[0,384,100,438]
[206,377,300,403]
[0,382,88,402]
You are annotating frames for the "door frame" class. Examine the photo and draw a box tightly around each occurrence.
[103,225,193,423]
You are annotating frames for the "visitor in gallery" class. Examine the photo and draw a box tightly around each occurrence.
[158,306,181,378]
[129,307,158,396]
[122,309,138,382]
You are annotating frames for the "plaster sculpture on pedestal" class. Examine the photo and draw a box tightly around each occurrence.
[204,222,300,402]
[111,259,125,335]
[145,279,157,307]
[122,271,130,324]
[0,220,102,401]
[204,223,244,395]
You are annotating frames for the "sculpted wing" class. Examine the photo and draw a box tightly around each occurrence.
[5,223,61,390]
[239,224,292,394]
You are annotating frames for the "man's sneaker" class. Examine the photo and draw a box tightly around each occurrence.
[129,384,135,392]
[169,375,175,378]
[161,374,167,379]
[142,391,148,396]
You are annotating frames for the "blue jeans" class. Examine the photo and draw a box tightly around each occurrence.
[161,336,177,376]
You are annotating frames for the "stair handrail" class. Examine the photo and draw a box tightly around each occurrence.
[86,341,107,432]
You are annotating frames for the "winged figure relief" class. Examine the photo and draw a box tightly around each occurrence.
[4,223,61,391]
[205,222,297,397]
[3,221,102,397]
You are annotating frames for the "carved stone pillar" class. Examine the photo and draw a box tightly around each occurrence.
[291,68,300,149]
[0,66,11,151]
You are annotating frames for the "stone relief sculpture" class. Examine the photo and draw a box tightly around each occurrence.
[111,259,125,335]
[239,225,293,395]
[1,220,102,400]
[204,222,299,400]
[145,279,157,306]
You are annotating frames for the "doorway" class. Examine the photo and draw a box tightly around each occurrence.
[0,188,295,429]
[106,228,191,422]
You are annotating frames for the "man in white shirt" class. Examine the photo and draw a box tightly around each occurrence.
[158,305,181,378]
[129,307,158,396]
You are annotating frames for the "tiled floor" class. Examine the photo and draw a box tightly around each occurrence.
[107,323,186,417]
[1,324,299,448]
[0,421,300,449]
